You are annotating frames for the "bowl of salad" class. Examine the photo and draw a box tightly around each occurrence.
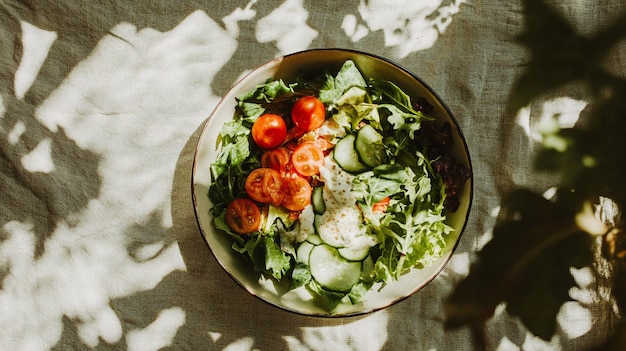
[192,48,472,316]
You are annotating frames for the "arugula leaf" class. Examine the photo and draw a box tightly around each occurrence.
[368,78,434,138]
[264,235,292,281]
[238,101,265,121]
[369,78,421,115]
[220,119,250,139]
[237,79,295,102]
[347,281,373,304]
[379,104,424,139]
[210,118,251,180]
[213,213,245,246]
[289,262,312,290]
[306,279,348,312]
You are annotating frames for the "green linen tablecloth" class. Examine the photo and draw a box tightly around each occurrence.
[0,0,622,350]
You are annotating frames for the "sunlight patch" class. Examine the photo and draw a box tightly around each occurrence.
[222,0,258,37]
[447,251,470,276]
[208,331,221,343]
[77,307,123,347]
[8,120,26,145]
[557,301,592,339]
[223,337,255,351]
[531,97,588,142]
[345,0,466,58]
[3,9,236,350]
[300,314,388,351]
[255,0,318,56]
[15,21,57,100]
[126,307,186,351]
[21,138,55,173]
[496,336,521,351]
[341,14,369,43]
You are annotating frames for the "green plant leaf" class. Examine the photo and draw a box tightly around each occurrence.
[508,0,626,112]
[445,189,595,340]
[446,0,626,346]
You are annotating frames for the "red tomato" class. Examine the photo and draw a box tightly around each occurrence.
[261,147,291,173]
[245,168,284,206]
[252,114,287,149]
[225,198,261,234]
[291,141,325,176]
[372,196,390,213]
[285,126,306,142]
[281,174,312,211]
[291,96,326,131]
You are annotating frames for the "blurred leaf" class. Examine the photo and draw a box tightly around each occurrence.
[509,0,626,112]
[445,190,595,340]
[446,0,626,346]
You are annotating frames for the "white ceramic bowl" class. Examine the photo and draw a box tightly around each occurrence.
[192,48,473,316]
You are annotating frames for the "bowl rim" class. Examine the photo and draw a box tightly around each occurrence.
[191,48,474,317]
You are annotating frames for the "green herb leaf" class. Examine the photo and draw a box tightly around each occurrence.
[319,60,367,105]
[264,236,292,281]
[238,79,295,102]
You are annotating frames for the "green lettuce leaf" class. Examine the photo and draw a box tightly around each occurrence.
[264,236,292,281]
[237,79,295,102]
[319,60,367,105]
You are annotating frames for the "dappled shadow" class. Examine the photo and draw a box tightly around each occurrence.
[0,0,243,262]
[0,0,498,349]
[0,4,102,258]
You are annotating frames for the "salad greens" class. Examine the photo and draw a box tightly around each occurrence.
[208,60,470,312]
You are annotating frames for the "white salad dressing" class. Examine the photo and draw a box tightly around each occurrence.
[298,155,378,250]
[296,205,315,242]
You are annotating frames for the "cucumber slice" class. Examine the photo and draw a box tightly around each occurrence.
[333,134,368,173]
[309,244,362,292]
[312,186,326,214]
[314,214,345,248]
[355,124,387,167]
[296,241,315,264]
[338,245,371,261]
[306,233,323,245]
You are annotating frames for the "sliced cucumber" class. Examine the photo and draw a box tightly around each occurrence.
[306,233,323,245]
[338,245,371,261]
[312,186,326,215]
[355,124,387,167]
[296,241,315,264]
[309,244,362,292]
[333,133,368,173]
[314,214,345,248]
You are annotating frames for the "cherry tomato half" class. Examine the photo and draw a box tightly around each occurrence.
[225,198,261,234]
[245,168,284,206]
[372,196,391,213]
[291,141,325,176]
[261,147,291,173]
[252,114,287,149]
[291,96,326,131]
[281,174,312,211]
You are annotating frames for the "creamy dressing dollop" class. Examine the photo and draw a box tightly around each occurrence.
[298,155,377,250]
